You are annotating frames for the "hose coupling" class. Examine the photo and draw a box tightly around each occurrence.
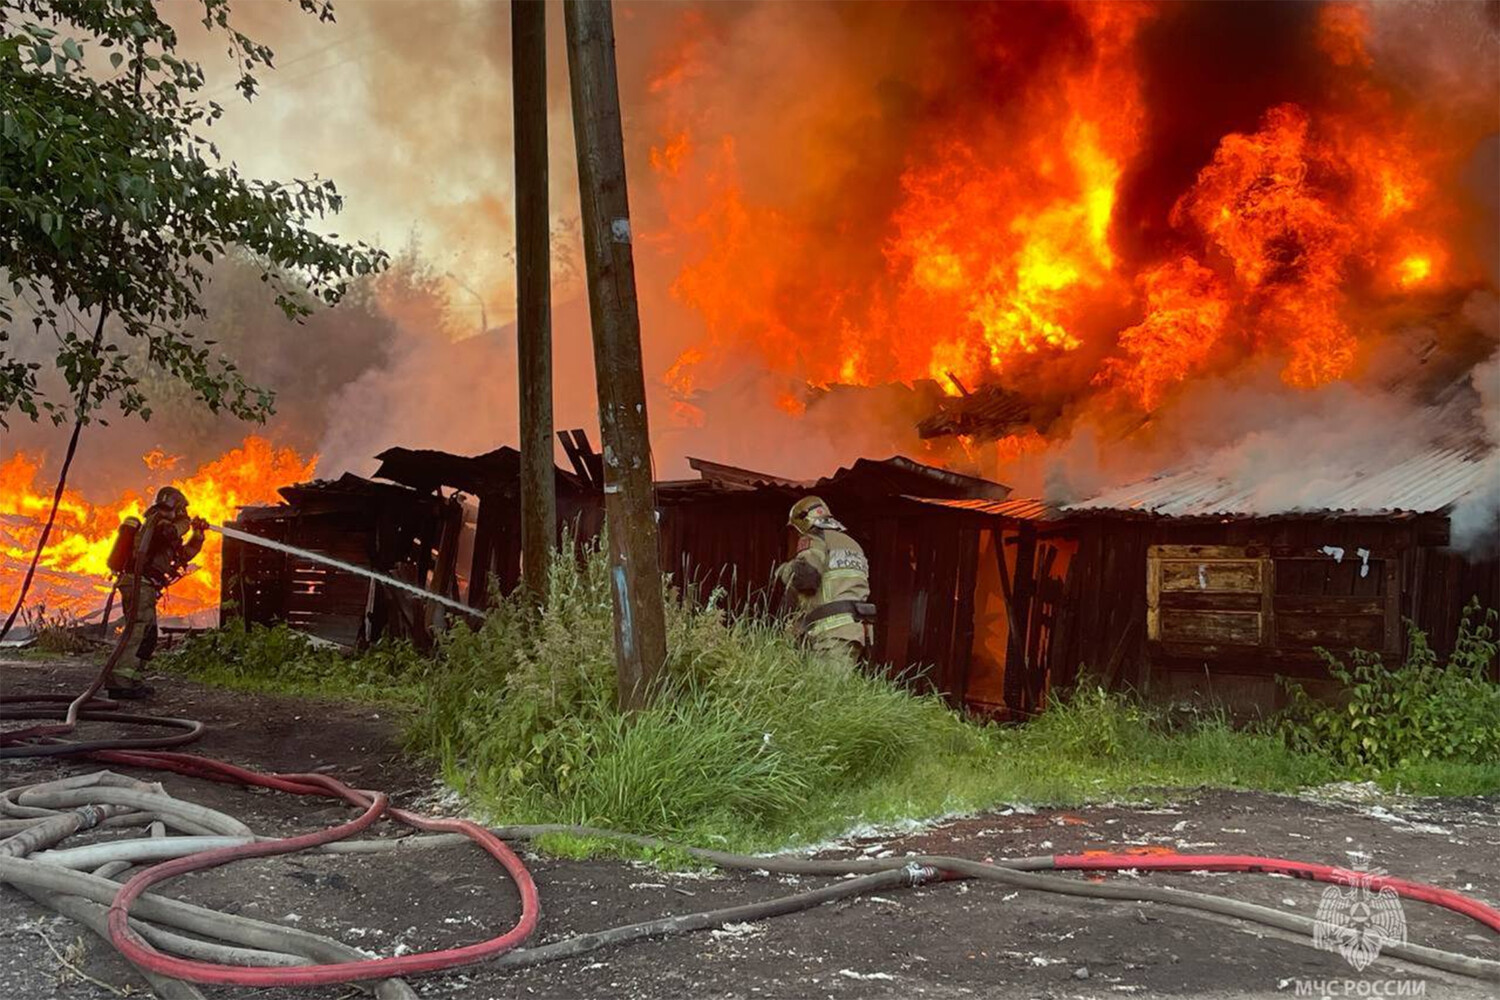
[72,804,107,830]
[902,863,940,887]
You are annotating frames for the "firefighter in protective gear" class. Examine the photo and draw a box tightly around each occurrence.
[104,486,207,699]
[775,496,874,668]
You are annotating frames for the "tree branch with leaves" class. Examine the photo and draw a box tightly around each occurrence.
[0,0,386,640]
[0,0,387,429]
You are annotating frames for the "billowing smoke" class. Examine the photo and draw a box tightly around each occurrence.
[621,0,1500,541]
[4,251,403,493]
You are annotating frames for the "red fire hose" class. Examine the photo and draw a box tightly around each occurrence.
[72,751,1495,988]
[1055,850,1500,933]
[84,750,540,987]
[0,741,1494,988]
[5,673,1497,986]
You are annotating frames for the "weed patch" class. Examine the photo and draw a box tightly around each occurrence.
[19,604,96,656]
[167,619,425,704]
[1280,601,1500,777]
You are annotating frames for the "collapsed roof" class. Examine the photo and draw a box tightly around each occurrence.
[916,383,1062,441]
[680,454,1011,501]
[371,444,590,497]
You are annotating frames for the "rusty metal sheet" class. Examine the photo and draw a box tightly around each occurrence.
[902,496,1065,521]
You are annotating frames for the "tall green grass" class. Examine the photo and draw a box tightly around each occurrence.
[164,544,1357,852]
[401,547,1004,844]
[167,617,428,703]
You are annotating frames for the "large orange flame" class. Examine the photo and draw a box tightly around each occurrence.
[645,1,1489,430]
[1,436,315,623]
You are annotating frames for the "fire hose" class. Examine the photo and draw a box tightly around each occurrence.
[208,523,485,619]
[1,519,481,757]
[1,751,1497,995]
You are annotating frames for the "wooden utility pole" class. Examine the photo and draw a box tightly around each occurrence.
[564,0,668,710]
[513,0,556,600]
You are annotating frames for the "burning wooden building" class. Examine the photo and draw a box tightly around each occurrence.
[222,422,1496,717]
[221,431,1016,700]
[373,436,1015,702]
[1030,443,1498,712]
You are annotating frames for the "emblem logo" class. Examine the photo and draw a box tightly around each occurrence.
[1312,869,1408,972]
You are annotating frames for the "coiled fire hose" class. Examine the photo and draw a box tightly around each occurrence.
[1,752,1496,995]
[3,619,1498,991]
[1,517,478,758]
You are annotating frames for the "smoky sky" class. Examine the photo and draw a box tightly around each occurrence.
[7,1,1498,533]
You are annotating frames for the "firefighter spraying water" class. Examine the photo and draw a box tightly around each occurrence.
[102,487,206,700]
[98,497,483,700]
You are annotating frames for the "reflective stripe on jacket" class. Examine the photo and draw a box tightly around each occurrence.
[778,528,870,643]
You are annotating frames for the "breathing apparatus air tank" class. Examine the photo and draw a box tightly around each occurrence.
[106,516,142,575]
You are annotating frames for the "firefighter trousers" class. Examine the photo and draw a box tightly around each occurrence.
[109,575,161,685]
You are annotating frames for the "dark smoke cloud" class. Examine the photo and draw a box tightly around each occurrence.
[1119,0,1329,262]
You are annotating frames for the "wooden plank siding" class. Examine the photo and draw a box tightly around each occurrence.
[221,480,457,649]
[1034,513,1499,711]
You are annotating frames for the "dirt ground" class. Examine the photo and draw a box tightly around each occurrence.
[2,655,1497,1000]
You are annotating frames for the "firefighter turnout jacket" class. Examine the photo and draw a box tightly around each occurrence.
[133,504,205,587]
[776,526,872,646]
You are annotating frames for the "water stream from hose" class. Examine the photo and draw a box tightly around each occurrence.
[210,524,485,619]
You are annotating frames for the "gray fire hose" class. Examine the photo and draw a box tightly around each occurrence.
[2,769,1496,999]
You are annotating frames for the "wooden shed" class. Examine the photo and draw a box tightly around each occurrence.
[220,474,461,647]
[955,444,1500,715]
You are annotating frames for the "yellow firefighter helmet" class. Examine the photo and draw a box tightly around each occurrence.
[788,496,844,535]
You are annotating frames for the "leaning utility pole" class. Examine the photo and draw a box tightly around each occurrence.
[565,0,668,710]
[513,0,556,600]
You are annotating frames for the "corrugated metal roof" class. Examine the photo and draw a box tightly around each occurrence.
[1065,445,1493,518]
[816,456,1010,499]
[906,496,1066,521]
[686,457,810,490]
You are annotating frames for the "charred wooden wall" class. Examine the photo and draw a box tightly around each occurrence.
[656,494,786,611]
[811,501,983,700]
[221,478,457,648]
[1035,515,1499,711]
[222,509,381,647]
[467,490,605,609]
